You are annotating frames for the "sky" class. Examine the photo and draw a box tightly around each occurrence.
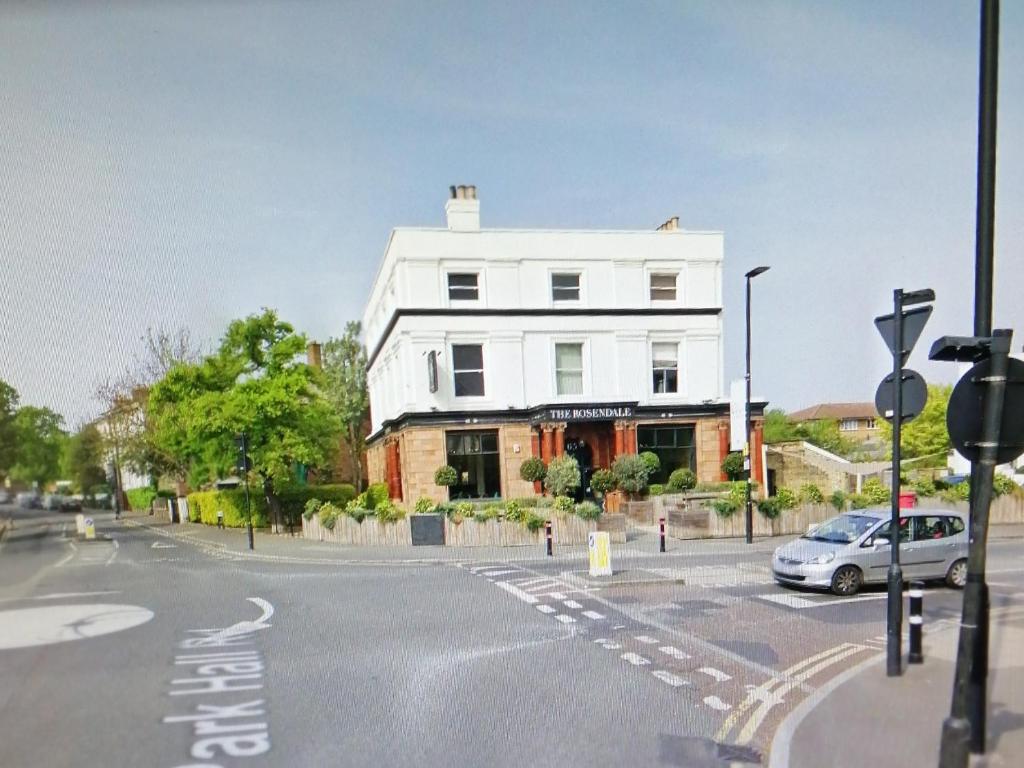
[1,0,1021,428]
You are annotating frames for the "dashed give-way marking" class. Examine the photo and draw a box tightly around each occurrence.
[652,670,688,687]
[622,653,650,666]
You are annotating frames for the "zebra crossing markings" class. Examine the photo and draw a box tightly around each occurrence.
[755,592,887,609]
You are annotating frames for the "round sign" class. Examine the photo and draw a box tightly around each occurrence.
[874,368,928,424]
[947,357,1024,464]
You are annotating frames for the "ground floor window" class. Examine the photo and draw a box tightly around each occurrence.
[446,429,501,499]
[637,425,696,484]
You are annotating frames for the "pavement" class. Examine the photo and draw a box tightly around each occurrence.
[775,604,1024,768]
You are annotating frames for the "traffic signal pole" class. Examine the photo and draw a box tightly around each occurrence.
[886,289,904,678]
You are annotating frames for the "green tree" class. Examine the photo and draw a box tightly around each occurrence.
[10,406,67,487]
[64,424,108,496]
[798,419,855,456]
[321,322,370,491]
[763,408,799,443]
[0,379,20,481]
[148,310,341,532]
[878,384,952,462]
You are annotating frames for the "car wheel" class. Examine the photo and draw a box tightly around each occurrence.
[946,559,968,589]
[830,565,862,596]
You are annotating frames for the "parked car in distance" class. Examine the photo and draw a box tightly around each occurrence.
[0,490,13,504]
[772,508,968,596]
[41,494,66,511]
[16,491,42,509]
[60,496,83,512]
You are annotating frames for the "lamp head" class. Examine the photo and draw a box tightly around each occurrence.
[745,266,770,279]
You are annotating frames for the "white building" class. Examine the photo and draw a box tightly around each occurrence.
[363,186,765,504]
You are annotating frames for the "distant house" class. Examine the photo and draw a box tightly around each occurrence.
[788,402,879,444]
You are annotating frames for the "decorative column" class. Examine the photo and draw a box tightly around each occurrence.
[613,421,625,457]
[385,438,403,501]
[554,423,566,458]
[530,429,543,492]
[718,422,730,481]
[622,422,638,454]
[541,425,555,465]
[752,421,764,490]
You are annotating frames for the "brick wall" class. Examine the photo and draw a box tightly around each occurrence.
[500,423,537,500]
[398,426,448,505]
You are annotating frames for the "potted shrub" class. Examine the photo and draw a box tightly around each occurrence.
[520,457,547,493]
[544,456,581,498]
[721,452,744,481]
[434,465,458,489]
[667,468,697,493]
[611,454,651,499]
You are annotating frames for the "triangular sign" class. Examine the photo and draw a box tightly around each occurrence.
[874,305,932,365]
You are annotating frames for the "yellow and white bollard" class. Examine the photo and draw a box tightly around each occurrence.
[75,513,86,535]
[588,531,613,577]
[84,517,96,540]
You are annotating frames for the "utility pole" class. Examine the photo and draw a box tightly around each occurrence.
[237,432,254,550]
[886,289,904,678]
[744,265,769,545]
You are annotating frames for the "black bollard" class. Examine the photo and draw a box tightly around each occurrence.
[545,520,553,557]
[659,516,666,553]
[909,580,924,664]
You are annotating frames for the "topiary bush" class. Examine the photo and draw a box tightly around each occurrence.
[575,500,602,521]
[639,451,661,475]
[612,454,651,496]
[414,497,435,514]
[519,457,547,484]
[374,499,406,524]
[721,451,745,481]
[590,468,617,496]
[798,484,824,504]
[544,456,581,497]
[302,497,322,521]
[552,495,575,517]
[667,468,697,493]
[434,465,458,487]
[862,478,890,505]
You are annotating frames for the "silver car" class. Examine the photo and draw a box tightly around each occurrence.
[772,508,968,596]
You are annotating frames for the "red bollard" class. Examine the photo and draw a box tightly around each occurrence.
[545,520,553,556]
[659,516,666,552]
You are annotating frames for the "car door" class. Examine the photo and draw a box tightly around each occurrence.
[866,516,916,580]
[906,514,953,579]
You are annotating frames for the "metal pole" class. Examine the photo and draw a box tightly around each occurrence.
[745,275,753,545]
[939,3,1000,764]
[887,288,904,678]
[659,517,666,553]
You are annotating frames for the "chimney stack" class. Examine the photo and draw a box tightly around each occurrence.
[306,341,322,370]
[445,184,480,231]
[656,216,681,232]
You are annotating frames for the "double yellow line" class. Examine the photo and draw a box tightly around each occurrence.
[715,642,871,746]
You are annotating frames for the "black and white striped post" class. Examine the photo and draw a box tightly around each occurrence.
[545,520,553,557]
[909,580,925,664]
[659,517,666,553]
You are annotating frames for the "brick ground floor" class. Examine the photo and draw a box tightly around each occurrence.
[367,402,765,506]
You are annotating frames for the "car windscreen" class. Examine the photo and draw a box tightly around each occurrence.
[802,514,878,544]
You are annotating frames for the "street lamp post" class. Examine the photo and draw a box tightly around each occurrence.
[745,266,770,545]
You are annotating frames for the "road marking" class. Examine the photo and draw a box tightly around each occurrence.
[105,540,120,566]
[703,695,732,711]
[549,592,567,601]
[755,592,888,609]
[659,645,691,660]
[715,642,868,745]
[622,653,650,666]
[698,667,732,682]
[582,610,605,620]
[0,604,154,650]
[635,635,659,645]
[594,638,622,650]
[496,581,539,604]
[54,551,76,568]
[152,542,177,549]
[555,614,576,624]
[652,670,689,687]
[477,568,520,577]
[32,591,121,600]
[563,600,582,609]
[536,605,556,614]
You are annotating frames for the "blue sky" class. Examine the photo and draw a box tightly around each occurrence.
[1,0,1021,426]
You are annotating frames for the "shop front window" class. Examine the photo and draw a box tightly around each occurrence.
[637,425,696,484]
[446,430,501,499]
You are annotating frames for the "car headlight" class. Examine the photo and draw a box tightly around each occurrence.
[807,552,836,565]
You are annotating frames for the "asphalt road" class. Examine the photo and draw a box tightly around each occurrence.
[2,504,1022,768]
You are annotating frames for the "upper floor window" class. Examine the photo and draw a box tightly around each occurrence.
[452,344,484,397]
[650,273,678,301]
[652,342,679,393]
[447,273,479,301]
[551,273,580,302]
[839,418,859,431]
[555,343,584,395]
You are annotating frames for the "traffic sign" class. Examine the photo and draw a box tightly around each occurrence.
[875,305,933,366]
[875,369,929,424]
[947,357,1024,465]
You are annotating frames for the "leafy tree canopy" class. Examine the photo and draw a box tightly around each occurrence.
[0,379,20,477]
[321,322,370,490]
[879,384,952,461]
[9,406,67,486]
[64,424,108,494]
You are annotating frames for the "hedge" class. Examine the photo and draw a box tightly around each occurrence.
[187,490,269,528]
[126,488,157,511]
[276,483,357,524]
